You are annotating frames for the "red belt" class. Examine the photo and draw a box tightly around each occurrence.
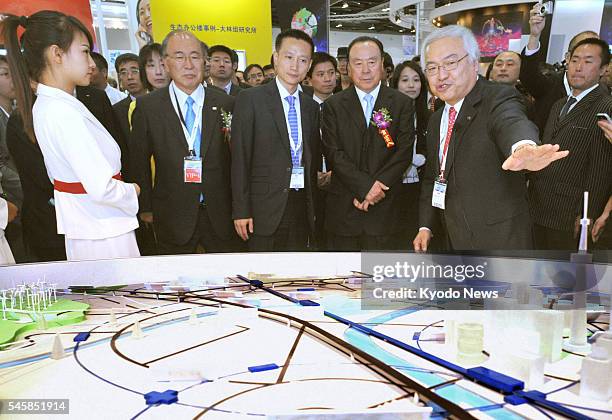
[54,173,122,194]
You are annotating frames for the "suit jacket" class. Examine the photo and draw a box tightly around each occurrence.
[231,80,321,236]
[209,83,242,97]
[0,108,22,206]
[130,85,235,246]
[113,96,132,159]
[6,87,125,251]
[419,78,540,250]
[321,84,414,236]
[529,85,612,232]
[520,47,567,135]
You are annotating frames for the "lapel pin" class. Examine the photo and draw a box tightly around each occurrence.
[467,116,472,121]
[212,106,218,111]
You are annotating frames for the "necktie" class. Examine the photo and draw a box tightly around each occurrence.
[364,93,374,126]
[185,97,195,134]
[285,95,300,166]
[429,96,436,112]
[559,96,577,119]
[439,107,457,172]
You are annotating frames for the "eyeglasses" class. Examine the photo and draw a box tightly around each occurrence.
[166,53,204,65]
[119,69,140,77]
[424,54,469,76]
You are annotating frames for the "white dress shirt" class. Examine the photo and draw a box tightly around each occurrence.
[276,77,303,164]
[104,84,127,105]
[355,82,382,125]
[168,81,205,152]
[33,83,139,240]
[565,83,600,114]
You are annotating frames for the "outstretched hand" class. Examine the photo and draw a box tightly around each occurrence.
[502,144,569,172]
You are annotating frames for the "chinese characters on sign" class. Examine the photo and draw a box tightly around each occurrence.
[169,24,257,33]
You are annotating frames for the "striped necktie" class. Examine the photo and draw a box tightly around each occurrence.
[285,95,300,166]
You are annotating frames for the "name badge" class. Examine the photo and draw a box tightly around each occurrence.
[290,166,305,189]
[432,179,447,209]
[184,156,202,183]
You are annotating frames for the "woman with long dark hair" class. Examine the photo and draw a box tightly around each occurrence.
[3,11,141,260]
[138,42,169,92]
[390,60,429,249]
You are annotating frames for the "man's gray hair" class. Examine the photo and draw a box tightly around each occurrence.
[161,29,205,56]
[421,25,480,70]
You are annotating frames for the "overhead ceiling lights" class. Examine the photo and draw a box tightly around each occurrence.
[381,7,389,12]
[368,25,375,30]
[336,23,343,28]
[341,1,349,8]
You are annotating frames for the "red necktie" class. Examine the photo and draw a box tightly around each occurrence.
[429,96,436,112]
[439,106,457,179]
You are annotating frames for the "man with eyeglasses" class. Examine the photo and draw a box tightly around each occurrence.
[208,45,242,97]
[113,53,146,178]
[413,25,568,253]
[130,30,239,254]
[321,36,414,251]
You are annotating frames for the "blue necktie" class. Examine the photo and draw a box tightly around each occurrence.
[364,93,374,126]
[285,95,300,166]
[184,96,202,156]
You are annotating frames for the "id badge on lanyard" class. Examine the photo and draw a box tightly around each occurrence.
[184,153,202,183]
[290,166,305,189]
[432,178,447,209]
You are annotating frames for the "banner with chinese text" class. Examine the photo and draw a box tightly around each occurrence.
[151,0,272,67]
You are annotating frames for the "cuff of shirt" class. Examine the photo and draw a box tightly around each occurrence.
[511,140,537,154]
[524,43,541,56]
[0,198,8,230]
[419,227,431,233]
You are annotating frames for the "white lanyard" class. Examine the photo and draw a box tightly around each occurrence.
[287,95,303,162]
[171,85,203,153]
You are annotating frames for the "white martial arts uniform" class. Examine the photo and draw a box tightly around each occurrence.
[33,83,140,261]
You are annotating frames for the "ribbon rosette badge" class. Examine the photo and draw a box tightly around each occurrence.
[220,108,232,144]
[371,108,394,148]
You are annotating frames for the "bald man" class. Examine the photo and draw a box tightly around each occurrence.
[130,30,239,254]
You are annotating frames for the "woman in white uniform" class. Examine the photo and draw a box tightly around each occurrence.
[3,11,141,261]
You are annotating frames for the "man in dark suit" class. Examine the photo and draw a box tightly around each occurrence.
[322,37,414,250]
[130,30,238,254]
[6,85,125,261]
[520,3,599,134]
[232,29,321,251]
[529,38,612,250]
[413,25,568,252]
[208,45,242,97]
[113,53,147,180]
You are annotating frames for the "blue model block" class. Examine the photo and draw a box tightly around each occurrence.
[504,394,527,405]
[297,288,316,291]
[73,332,91,342]
[248,363,279,373]
[412,332,421,340]
[249,280,264,287]
[465,367,524,394]
[298,300,320,306]
[144,390,178,405]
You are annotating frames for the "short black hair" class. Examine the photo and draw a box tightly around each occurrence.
[570,37,610,67]
[347,36,384,60]
[114,52,139,73]
[90,51,108,72]
[244,64,263,80]
[262,64,274,72]
[230,49,239,65]
[275,29,314,57]
[307,52,337,78]
[209,44,233,60]
[383,52,394,69]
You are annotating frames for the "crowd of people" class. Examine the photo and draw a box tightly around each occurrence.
[0,4,610,264]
